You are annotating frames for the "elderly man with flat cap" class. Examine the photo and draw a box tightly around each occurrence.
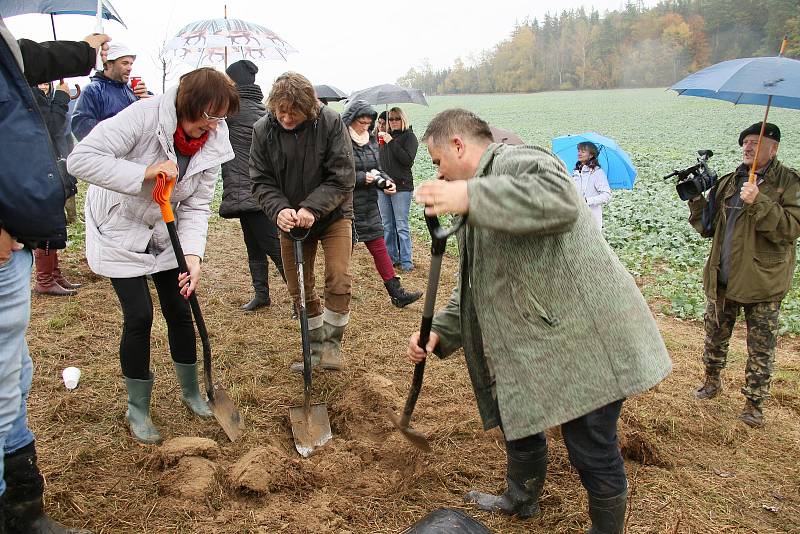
[688,122,800,428]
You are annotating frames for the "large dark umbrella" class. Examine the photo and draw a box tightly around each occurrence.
[314,84,347,104]
[347,83,428,106]
[670,37,799,184]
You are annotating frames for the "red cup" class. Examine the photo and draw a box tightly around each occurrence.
[130,77,142,91]
[378,133,385,147]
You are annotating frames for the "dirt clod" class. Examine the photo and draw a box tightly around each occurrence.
[158,436,220,466]
[159,456,217,500]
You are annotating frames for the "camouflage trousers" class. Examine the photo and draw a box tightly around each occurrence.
[703,291,781,403]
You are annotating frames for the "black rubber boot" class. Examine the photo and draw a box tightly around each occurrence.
[587,490,627,534]
[464,440,547,519]
[3,442,92,534]
[242,261,270,311]
[384,277,422,308]
[694,370,722,399]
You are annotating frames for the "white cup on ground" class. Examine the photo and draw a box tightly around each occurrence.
[62,367,81,390]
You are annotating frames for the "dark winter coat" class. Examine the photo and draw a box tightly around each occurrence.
[379,126,418,191]
[341,100,385,243]
[71,73,138,141]
[220,84,266,218]
[0,21,95,242]
[250,104,354,239]
[32,84,71,158]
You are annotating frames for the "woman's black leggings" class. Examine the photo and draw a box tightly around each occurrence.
[110,268,196,379]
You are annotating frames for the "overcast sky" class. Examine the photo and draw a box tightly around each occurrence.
[4,0,653,94]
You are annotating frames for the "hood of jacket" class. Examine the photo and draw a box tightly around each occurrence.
[341,99,376,127]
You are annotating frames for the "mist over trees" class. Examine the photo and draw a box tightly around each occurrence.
[398,0,800,94]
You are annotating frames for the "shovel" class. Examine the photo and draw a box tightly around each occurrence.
[286,228,333,457]
[388,214,466,452]
[152,172,243,441]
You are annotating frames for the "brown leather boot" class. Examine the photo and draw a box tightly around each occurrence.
[52,250,81,290]
[739,399,764,428]
[33,249,76,296]
[694,371,722,399]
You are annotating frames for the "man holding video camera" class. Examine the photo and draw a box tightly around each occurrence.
[688,122,800,428]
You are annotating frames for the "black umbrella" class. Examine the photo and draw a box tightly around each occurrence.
[347,83,428,106]
[314,84,347,104]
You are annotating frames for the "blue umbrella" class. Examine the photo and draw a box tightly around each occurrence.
[0,0,126,26]
[670,55,800,110]
[551,132,637,190]
[670,38,798,184]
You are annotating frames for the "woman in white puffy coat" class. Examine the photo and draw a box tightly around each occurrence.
[67,68,238,444]
[572,141,612,230]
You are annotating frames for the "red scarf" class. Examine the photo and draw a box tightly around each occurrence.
[173,125,209,156]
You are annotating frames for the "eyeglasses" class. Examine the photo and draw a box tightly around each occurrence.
[388,117,401,122]
[355,118,372,126]
[203,111,227,123]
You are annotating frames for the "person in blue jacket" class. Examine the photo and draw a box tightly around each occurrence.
[71,41,150,140]
[0,16,108,532]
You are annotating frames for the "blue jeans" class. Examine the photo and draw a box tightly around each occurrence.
[0,249,37,495]
[377,190,413,269]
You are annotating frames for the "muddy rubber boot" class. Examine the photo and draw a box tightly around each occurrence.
[173,362,212,418]
[464,445,547,518]
[290,321,325,373]
[52,251,81,290]
[384,276,422,308]
[586,490,627,534]
[242,261,271,311]
[3,442,92,534]
[694,370,722,399]
[33,249,76,297]
[320,322,346,371]
[739,398,764,428]
[124,374,162,444]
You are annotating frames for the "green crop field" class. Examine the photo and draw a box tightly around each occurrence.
[390,88,800,334]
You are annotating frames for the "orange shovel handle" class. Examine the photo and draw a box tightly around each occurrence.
[152,172,176,223]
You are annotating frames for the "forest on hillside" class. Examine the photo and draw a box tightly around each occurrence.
[398,0,800,94]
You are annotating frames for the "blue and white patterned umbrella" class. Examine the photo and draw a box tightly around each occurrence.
[164,18,297,68]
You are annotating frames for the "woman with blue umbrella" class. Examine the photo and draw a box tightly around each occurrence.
[572,141,612,230]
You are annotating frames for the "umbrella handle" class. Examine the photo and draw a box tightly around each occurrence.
[94,0,104,71]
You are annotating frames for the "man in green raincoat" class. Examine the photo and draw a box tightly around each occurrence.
[407,109,671,534]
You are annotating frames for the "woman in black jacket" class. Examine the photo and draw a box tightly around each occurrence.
[221,60,285,311]
[341,100,421,308]
[31,81,81,296]
[377,106,418,271]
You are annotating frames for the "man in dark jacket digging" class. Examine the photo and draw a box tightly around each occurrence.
[689,123,800,428]
[407,109,671,534]
[221,60,285,312]
[250,71,355,372]
[0,17,108,533]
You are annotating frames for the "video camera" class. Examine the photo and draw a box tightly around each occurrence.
[663,150,718,201]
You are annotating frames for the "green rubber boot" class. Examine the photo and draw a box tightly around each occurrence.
[290,323,325,373]
[124,374,162,444]
[173,362,213,418]
[320,322,346,371]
